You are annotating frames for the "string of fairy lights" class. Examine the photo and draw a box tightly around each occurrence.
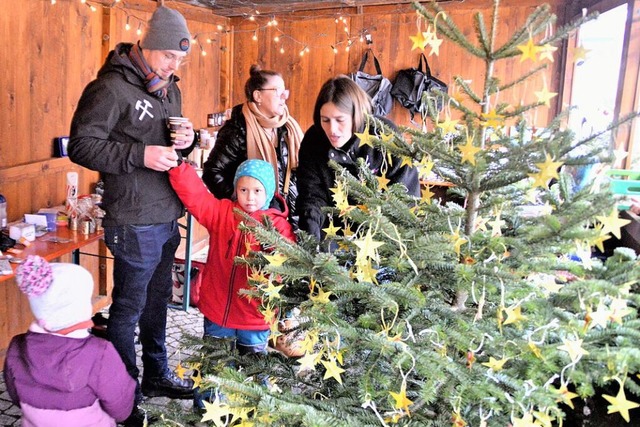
[46,0,379,57]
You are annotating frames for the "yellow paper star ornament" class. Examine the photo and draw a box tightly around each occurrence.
[481,356,509,371]
[596,209,631,239]
[389,387,413,413]
[558,337,589,363]
[534,83,558,107]
[517,37,541,62]
[458,137,482,165]
[322,221,340,237]
[409,30,428,51]
[321,358,345,384]
[602,380,640,423]
[538,43,558,62]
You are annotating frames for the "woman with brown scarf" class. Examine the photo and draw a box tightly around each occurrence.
[202,65,303,227]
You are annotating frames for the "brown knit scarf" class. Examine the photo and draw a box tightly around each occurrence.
[243,102,303,195]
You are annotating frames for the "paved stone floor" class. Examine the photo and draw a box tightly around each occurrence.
[0,306,204,426]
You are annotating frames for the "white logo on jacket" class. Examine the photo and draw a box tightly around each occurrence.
[135,99,154,120]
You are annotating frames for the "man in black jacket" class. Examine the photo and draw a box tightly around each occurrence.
[68,5,195,425]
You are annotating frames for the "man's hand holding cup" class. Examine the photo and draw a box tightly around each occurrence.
[168,116,194,150]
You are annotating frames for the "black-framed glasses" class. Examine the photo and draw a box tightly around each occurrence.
[259,88,290,99]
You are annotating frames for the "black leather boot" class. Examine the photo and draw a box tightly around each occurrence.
[141,370,194,399]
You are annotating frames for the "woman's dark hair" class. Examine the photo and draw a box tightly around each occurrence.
[312,75,372,133]
[244,64,282,102]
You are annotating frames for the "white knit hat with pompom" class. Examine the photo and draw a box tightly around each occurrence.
[16,255,93,333]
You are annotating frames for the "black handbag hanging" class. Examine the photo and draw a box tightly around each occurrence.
[349,49,394,117]
[391,53,448,120]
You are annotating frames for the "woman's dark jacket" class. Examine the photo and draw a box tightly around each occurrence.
[201,104,298,225]
[296,121,420,240]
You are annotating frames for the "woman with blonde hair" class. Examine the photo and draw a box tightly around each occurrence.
[202,64,303,226]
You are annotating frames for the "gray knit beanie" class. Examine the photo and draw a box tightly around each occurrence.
[140,6,191,53]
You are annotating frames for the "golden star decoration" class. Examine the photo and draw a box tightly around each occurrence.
[389,387,413,413]
[613,149,629,166]
[602,380,640,423]
[409,29,428,50]
[421,186,435,203]
[355,126,374,148]
[354,229,384,262]
[596,209,631,239]
[535,153,563,180]
[481,356,509,371]
[322,220,340,237]
[427,34,443,56]
[488,214,506,237]
[517,37,541,62]
[554,385,579,409]
[175,361,188,380]
[201,397,232,426]
[534,83,558,107]
[297,351,320,371]
[377,173,391,191]
[528,340,542,358]
[418,158,434,179]
[261,281,283,299]
[587,302,611,330]
[473,216,488,232]
[511,412,537,427]
[352,258,378,283]
[558,337,589,363]
[481,109,505,128]
[448,228,468,256]
[609,297,633,324]
[538,43,558,62]
[400,156,414,168]
[573,44,590,62]
[503,305,526,325]
[190,368,202,389]
[330,182,349,210]
[533,410,554,427]
[321,358,345,384]
[458,136,482,165]
[310,286,333,304]
[263,252,287,266]
[261,305,278,327]
[590,224,611,253]
[437,116,459,134]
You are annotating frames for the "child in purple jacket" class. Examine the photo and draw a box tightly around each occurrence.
[3,255,135,426]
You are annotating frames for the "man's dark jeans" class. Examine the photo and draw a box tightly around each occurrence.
[104,221,181,401]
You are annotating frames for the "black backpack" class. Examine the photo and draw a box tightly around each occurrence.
[391,53,447,120]
[349,49,394,117]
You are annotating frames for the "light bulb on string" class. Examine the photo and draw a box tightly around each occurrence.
[252,32,258,41]
[274,35,280,43]
[331,45,338,54]
[125,15,130,31]
[280,46,285,54]
[136,23,142,36]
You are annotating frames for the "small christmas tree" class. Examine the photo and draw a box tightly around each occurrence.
[162,1,640,426]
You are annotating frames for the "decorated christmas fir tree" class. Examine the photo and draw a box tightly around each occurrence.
[157,1,640,426]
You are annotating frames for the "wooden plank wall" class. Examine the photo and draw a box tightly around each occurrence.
[228,0,569,132]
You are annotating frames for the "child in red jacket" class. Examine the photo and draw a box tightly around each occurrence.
[169,159,295,355]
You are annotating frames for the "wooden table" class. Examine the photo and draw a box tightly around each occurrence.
[0,226,104,282]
